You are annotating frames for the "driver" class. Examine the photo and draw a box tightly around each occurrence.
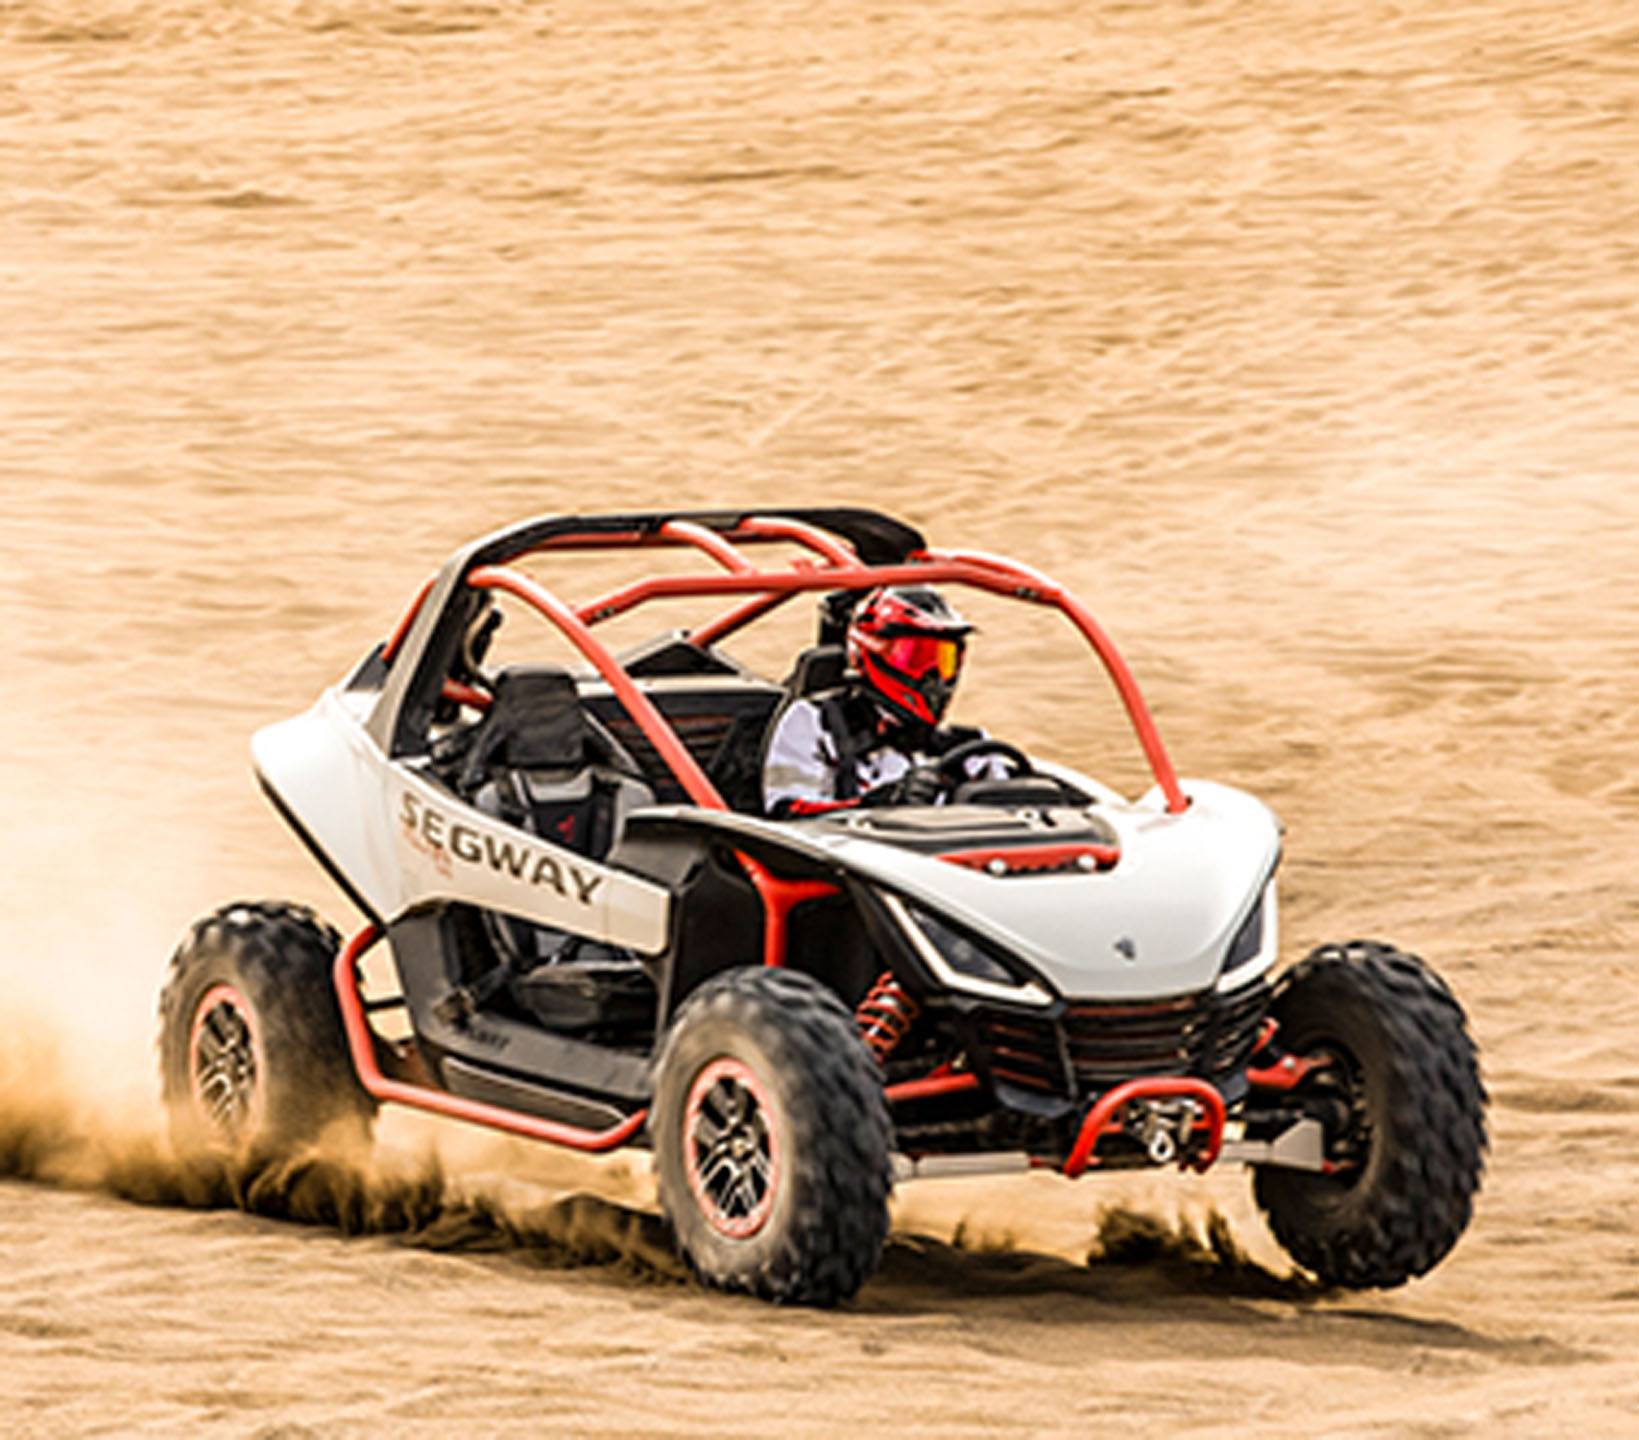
[762,585,1003,817]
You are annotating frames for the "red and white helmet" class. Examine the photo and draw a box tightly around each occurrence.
[845,586,973,727]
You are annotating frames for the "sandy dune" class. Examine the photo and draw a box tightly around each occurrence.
[3,1,1638,1434]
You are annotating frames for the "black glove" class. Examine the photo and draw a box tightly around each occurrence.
[900,764,946,804]
[926,724,984,757]
[861,764,945,807]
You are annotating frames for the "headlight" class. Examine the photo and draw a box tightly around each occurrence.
[1216,882,1278,992]
[882,893,1053,1006]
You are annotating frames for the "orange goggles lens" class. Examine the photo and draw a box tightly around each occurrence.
[884,636,963,681]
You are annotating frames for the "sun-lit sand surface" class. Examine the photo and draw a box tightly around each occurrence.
[4,1,1638,1434]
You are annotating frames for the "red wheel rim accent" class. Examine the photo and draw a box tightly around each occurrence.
[683,1057,780,1240]
[187,983,265,1141]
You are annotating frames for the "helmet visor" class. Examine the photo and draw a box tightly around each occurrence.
[883,635,963,682]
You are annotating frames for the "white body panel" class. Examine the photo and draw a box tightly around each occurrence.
[820,777,1280,998]
[254,686,1274,999]
[252,687,671,954]
[636,774,1281,1001]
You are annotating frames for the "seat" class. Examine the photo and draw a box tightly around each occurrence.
[460,664,653,861]
[457,666,658,1032]
[781,643,846,697]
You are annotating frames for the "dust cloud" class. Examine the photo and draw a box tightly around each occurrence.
[0,1044,686,1282]
[1084,1205,1324,1300]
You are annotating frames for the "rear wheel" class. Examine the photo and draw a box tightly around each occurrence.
[1252,940,1487,1288]
[158,901,374,1156]
[652,968,893,1305]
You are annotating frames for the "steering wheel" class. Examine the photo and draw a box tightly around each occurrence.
[935,737,1035,785]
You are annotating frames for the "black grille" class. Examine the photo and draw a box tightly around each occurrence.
[974,1011,1065,1093]
[971,978,1272,1100]
[1201,978,1273,1078]
[1063,994,1204,1091]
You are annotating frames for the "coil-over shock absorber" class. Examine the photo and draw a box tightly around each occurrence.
[855,970,920,1063]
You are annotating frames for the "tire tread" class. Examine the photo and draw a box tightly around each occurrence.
[1253,940,1487,1288]
[653,968,892,1306]
[157,900,373,1153]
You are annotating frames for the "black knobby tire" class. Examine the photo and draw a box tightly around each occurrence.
[651,967,893,1306]
[158,901,375,1156]
[1252,940,1487,1288]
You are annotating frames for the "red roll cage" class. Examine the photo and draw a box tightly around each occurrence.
[380,514,1187,815]
[343,513,1203,1161]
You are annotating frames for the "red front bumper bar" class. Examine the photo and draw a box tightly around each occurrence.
[1061,1076,1227,1177]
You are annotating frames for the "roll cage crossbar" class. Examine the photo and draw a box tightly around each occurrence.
[371,509,1187,815]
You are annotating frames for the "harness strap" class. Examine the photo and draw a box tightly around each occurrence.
[817,693,864,801]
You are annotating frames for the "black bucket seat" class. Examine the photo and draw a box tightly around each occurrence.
[456,665,656,1033]
[459,664,654,861]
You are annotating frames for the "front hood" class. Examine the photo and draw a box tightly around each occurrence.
[820,781,1280,998]
[632,781,1280,1000]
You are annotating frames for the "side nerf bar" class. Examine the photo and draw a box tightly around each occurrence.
[333,925,648,1151]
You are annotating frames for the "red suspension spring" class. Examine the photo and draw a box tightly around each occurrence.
[855,971,920,1064]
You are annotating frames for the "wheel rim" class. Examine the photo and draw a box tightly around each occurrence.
[187,984,264,1142]
[683,1057,780,1240]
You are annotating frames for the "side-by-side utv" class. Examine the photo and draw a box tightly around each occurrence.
[159,507,1487,1305]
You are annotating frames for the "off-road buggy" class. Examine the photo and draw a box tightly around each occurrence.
[159,508,1487,1304]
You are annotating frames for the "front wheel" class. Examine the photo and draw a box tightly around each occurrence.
[651,968,893,1306]
[1252,940,1487,1288]
[157,901,375,1157]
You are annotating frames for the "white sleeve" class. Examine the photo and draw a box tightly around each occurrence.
[762,700,840,811]
[965,751,1012,780]
[935,725,1012,780]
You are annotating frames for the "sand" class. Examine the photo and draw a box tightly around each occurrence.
[3,0,1638,1434]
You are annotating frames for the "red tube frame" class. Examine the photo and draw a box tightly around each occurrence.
[687,589,801,649]
[354,520,1193,1150]
[468,565,728,811]
[734,852,840,968]
[519,518,856,568]
[657,519,758,575]
[441,679,492,711]
[441,518,1185,814]
[926,547,1185,814]
[333,925,649,1150]
[381,573,436,664]
[883,1071,983,1105]
[732,515,856,566]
